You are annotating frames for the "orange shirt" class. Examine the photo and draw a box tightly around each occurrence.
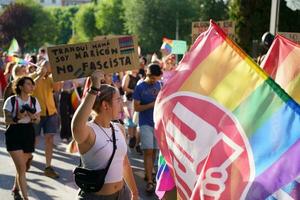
[33,76,57,116]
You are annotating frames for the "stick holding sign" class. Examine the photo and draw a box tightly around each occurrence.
[47,35,139,82]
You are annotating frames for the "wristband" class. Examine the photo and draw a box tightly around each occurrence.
[90,86,101,91]
[88,88,101,95]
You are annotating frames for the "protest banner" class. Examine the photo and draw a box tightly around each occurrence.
[192,20,235,43]
[47,35,139,82]
[278,32,300,44]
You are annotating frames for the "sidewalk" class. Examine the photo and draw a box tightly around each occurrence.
[0,122,158,200]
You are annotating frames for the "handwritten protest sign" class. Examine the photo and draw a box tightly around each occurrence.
[192,20,235,43]
[278,32,300,44]
[47,35,139,82]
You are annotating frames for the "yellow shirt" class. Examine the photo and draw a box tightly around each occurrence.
[33,76,57,116]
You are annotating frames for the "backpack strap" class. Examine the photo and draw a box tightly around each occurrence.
[30,96,36,109]
[10,95,16,114]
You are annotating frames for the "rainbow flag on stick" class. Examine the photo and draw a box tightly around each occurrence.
[261,35,300,200]
[154,20,300,200]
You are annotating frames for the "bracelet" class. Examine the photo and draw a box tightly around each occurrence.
[90,86,101,91]
[88,88,100,95]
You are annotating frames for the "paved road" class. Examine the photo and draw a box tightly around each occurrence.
[0,124,158,200]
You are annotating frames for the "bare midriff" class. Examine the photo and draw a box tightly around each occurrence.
[93,180,124,195]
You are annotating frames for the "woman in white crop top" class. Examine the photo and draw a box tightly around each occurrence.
[72,70,139,200]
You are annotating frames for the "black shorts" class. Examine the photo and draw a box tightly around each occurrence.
[5,123,35,153]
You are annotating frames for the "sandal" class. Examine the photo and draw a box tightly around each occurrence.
[145,182,155,194]
[26,155,33,172]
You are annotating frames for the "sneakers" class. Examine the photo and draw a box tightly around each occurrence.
[12,189,23,200]
[128,136,136,148]
[135,144,143,155]
[44,166,59,179]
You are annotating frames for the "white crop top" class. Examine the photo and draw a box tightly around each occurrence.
[81,122,127,183]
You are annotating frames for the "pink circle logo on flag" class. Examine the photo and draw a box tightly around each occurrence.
[154,91,254,200]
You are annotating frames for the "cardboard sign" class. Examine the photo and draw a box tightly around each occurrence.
[192,20,235,43]
[278,32,300,44]
[47,36,139,82]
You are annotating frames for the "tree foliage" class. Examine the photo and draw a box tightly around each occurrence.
[95,0,125,35]
[0,3,34,50]
[122,0,228,54]
[0,0,56,52]
[74,4,100,42]
[194,0,228,21]
[229,0,271,54]
[123,0,197,54]
[278,1,300,32]
[47,6,79,45]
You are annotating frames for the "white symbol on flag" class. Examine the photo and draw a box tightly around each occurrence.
[166,102,243,199]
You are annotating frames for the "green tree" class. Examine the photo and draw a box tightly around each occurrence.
[229,0,271,54]
[74,4,100,42]
[22,3,57,51]
[95,0,125,35]
[123,0,197,54]
[47,6,79,45]
[193,0,228,21]
[278,1,300,32]
[0,3,34,51]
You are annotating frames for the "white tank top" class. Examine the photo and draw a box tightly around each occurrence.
[81,122,127,183]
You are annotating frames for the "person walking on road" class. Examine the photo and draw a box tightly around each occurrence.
[72,70,139,200]
[3,76,41,200]
[133,63,163,194]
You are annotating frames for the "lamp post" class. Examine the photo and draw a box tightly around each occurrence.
[269,0,280,35]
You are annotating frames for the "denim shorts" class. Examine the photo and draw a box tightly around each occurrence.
[140,125,158,150]
[34,114,59,136]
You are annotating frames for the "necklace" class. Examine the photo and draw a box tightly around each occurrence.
[94,121,113,142]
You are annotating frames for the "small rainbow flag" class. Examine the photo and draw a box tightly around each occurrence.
[155,153,175,199]
[6,56,29,65]
[161,38,187,55]
[154,20,300,200]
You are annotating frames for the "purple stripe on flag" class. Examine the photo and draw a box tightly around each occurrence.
[246,139,300,199]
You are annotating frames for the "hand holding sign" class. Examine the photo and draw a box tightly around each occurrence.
[90,70,105,88]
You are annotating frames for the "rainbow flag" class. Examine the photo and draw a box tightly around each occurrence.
[155,153,175,199]
[161,38,173,55]
[261,34,300,103]
[154,20,300,200]
[261,35,300,200]
[6,55,29,65]
[161,38,187,55]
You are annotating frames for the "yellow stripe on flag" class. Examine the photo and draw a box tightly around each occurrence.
[179,41,266,111]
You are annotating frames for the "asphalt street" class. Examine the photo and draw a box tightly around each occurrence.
[0,123,158,200]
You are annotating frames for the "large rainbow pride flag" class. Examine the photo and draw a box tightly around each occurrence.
[154,21,300,200]
[261,35,300,200]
